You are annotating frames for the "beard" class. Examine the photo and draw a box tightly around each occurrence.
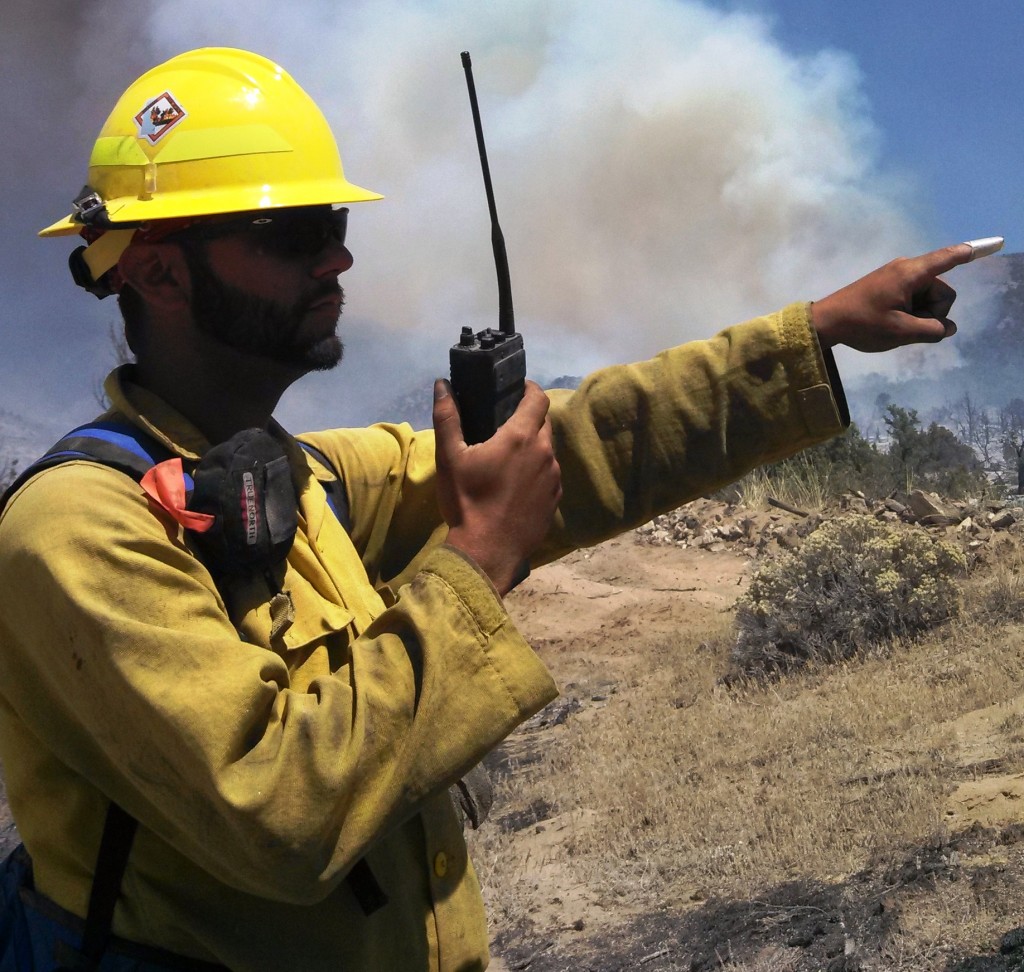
[182,246,344,372]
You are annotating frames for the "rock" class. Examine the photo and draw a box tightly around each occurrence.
[795,514,823,538]
[909,490,948,518]
[990,510,1017,530]
[776,528,802,551]
[919,514,958,528]
[875,894,900,916]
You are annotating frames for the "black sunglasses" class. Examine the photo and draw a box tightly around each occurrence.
[167,206,349,258]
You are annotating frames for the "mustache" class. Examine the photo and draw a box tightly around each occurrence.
[308,281,344,306]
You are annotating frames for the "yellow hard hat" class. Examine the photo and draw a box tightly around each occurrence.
[40,47,382,238]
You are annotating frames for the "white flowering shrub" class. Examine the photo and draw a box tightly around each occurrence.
[733,515,966,676]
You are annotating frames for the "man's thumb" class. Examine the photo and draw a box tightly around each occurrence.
[432,379,465,457]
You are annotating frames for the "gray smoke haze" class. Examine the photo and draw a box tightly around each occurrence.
[3,0,957,455]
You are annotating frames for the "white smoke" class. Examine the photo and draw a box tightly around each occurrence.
[3,0,935,440]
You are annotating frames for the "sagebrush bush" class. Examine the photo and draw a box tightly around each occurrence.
[732,515,966,676]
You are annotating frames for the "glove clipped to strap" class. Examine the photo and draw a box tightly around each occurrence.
[185,429,298,579]
[184,430,299,637]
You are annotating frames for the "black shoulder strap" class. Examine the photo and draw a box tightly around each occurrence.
[2,425,169,969]
[3,424,351,536]
[80,802,137,963]
[52,801,138,972]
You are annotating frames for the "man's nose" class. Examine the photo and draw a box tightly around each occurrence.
[313,240,353,277]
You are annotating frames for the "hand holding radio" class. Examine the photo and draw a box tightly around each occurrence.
[433,379,561,595]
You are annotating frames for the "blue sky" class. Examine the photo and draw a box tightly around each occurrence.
[728,0,1024,248]
[2,0,1022,457]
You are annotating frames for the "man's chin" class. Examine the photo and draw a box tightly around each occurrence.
[296,335,344,372]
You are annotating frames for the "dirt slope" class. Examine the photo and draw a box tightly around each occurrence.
[508,534,749,685]
[486,526,1024,972]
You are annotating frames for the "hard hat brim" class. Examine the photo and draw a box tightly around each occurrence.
[39,216,81,238]
[39,178,384,238]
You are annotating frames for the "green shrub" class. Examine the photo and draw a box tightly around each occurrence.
[732,515,966,677]
[721,411,992,508]
[883,405,989,499]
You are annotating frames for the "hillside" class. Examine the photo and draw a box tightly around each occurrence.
[477,499,1024,972]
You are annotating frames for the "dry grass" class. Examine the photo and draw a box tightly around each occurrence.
[728,457,830,513]
[472,532,1024,970]
[968,546,1024,626]
[478,623,1024,901]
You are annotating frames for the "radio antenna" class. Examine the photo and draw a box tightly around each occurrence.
[461,51,514,335]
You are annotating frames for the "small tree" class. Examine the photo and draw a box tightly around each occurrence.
[883,404,923,493]
[1000,398,1024,495]
[945,393,1002,481]
[882,404,987,499]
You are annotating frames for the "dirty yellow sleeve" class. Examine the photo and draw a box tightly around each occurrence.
[308,302,843,583]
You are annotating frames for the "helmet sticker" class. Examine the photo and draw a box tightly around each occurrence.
[135,92,187,144]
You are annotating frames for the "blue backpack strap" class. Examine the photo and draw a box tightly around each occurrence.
[4,426,345,533]
[297,440,351,534]
[0,421,183,513]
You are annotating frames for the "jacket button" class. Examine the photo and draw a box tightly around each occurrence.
[433,852,448,878]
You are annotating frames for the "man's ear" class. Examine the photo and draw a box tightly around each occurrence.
[118,242,192,310]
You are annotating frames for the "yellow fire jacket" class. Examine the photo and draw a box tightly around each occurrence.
[0,304,843,971]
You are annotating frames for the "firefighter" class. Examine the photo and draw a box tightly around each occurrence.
[0,46,975,971]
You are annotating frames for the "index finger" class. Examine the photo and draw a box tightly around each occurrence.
[908,243,974,278]
[505,381,551,432]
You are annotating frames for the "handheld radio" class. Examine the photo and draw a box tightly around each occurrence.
[449,51,526,444]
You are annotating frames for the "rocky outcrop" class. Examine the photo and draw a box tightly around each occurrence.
[636,489,1024,560]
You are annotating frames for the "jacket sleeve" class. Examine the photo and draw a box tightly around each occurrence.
[308,302,845,580]
[538,302,844,559]
[0,462,557,906]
